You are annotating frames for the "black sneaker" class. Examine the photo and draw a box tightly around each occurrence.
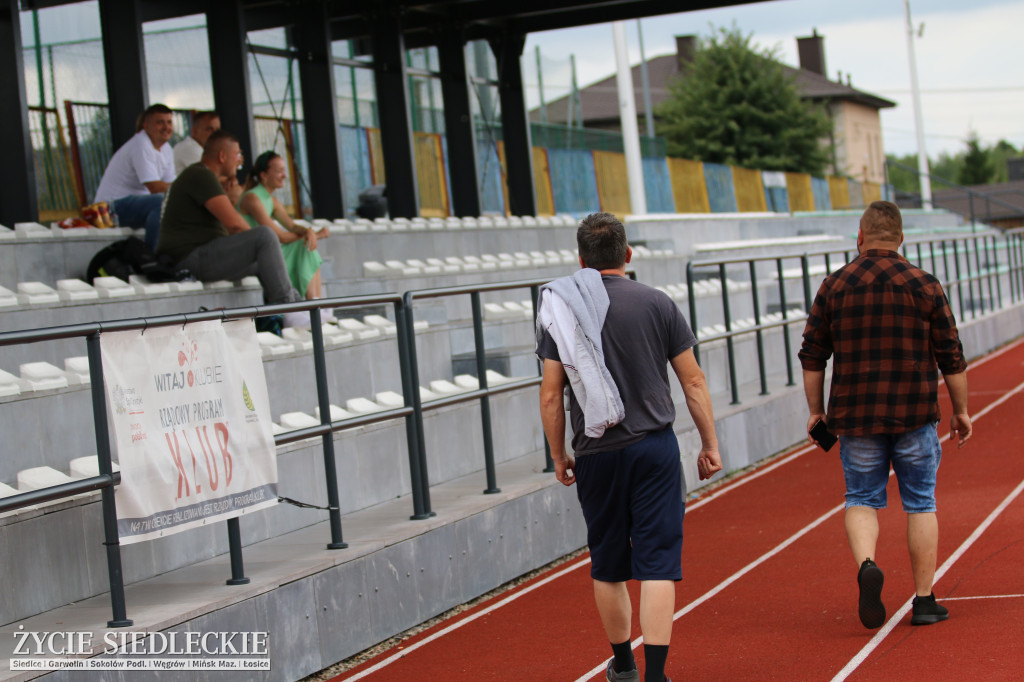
[605,658,639,681]
[911,593,949,625]
[857,559,886,628]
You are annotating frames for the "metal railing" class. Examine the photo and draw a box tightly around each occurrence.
[686,230,1021,406]
[885,159,1023,230]
[0,275,583,625]
[0,294,418,627]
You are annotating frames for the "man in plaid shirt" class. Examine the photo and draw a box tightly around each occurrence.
[799,201,972,630]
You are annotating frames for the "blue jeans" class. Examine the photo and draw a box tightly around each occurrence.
[113,193,164,251]
[838,423,942,513]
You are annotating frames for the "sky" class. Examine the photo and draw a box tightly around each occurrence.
[523,0,1024,158]
[20,0,1024,160]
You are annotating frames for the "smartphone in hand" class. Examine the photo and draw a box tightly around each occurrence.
[810,419,838,452]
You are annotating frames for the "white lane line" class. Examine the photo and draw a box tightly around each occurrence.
[687,332,1023,513]
[348,339,1024,682]
[687,444,816,512]
[573,502,846,682]
[341,556,592,681]
[830,476,1024,682]
[579,375,1024,682]
[942,594,1024,601]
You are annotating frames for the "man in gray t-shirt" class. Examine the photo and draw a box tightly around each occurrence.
[537,212,721,682]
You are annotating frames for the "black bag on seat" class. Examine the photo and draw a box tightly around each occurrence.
[86,237,191,283]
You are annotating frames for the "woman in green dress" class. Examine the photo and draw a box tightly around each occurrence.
[238,151,330,302]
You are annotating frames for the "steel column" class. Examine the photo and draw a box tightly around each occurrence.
[225,518,250,584]
[438,29,482,217]
[99,0,148,148]
[309,308,350,547]
[369,3,420,218]
[471,293,500,494]
[294,2,346,219]
[207,0,257,168]
[87,333,133,627]
[489,33,536,217]
[0,0,36,223]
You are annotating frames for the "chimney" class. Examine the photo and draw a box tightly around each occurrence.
[796,29,826,76]
[675,35,696,71]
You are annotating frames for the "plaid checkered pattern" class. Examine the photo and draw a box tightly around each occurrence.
[799,249,967,436]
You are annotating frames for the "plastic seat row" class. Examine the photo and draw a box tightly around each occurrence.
[0,369,525,511]
[256,315,429,356]
[0,318,426,395]
[274,369,522,436]
[302,214,578,234]
[0,222,137,240]
[0,357,90,397]
[0,275,259,308]
[696,308,807,341]
[362,246,675,279]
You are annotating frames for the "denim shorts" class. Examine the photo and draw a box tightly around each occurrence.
[838,423,942,513]
[574,427,684,582]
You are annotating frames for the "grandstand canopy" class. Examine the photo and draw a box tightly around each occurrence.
[4,0,769,226]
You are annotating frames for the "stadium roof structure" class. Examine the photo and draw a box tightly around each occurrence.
[20,0,770,45]
[4,0,773,225]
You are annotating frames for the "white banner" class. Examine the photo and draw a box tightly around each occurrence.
[101,319,278,544]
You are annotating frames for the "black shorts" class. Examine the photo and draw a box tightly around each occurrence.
[574,427,684,582]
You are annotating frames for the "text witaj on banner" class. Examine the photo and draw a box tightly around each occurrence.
[101,320,278,543]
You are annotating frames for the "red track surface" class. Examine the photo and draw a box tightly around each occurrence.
[332,339,1024,682]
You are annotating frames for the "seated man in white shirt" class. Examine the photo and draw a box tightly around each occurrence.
[173,110,220,175]
[93,103,176,250]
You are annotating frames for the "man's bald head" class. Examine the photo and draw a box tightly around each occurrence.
[202,130,238,160]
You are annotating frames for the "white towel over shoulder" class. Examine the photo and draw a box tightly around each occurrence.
[536,269,625,437]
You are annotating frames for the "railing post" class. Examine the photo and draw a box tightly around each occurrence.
[531,285,555,473]
[225,518,250,585]
[776,259,795,387]
[749,261,768,395]
[686,262,699,365]
[970,237,982,318]
[471,292,501,494]
[87,332,133,628]
[309,307,349,548]
[1013,233,1023,303]
[399,295,434,519]
[719,264,739,405]
[989,236,1002,311]
[800,254,813,313]
[952,241,966,321]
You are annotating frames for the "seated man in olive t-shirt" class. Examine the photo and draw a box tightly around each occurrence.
[157,130,299,305]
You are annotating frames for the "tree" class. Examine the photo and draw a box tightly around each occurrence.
[958,131,993,186]
[655,25,832,176]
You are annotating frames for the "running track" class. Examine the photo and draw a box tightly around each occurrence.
[332,338,1024,681]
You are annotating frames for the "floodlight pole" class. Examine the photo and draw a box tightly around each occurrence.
[904,0,932,209]
[612,21,647,216]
